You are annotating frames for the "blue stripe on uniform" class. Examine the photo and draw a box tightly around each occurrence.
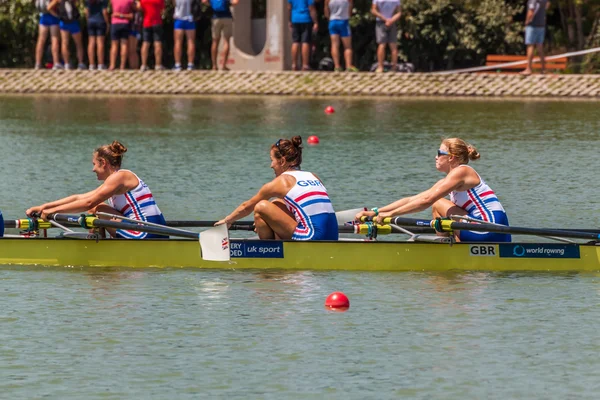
[300,198,332,207]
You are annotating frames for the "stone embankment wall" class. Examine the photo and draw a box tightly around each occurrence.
[0,69,599,97]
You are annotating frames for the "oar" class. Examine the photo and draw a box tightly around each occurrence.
[379,216,600,241]
[49,214,231,262]
[4,217,256,231]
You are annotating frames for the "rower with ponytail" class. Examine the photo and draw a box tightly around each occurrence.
[26,140,167,239]
[356,137,511,243]
[216,135,339,241]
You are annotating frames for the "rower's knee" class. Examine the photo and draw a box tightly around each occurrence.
[254,200,270,217]
[431,200,444,218]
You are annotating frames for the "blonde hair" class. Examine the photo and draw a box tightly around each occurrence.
[442,138,480,165]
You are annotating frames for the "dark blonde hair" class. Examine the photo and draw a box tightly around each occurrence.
[271,136,303,169]
[95,140,127,168]
[442,138,480,164]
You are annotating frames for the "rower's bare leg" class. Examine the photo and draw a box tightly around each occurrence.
[254,200,297,240]
[90,203,125,238]
[432,198,468,242]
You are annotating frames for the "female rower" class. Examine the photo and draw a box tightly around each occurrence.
[216,136,339,241]
[26,140,167,239]
[355,138,511,242]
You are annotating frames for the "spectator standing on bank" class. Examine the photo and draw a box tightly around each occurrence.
[129,6,143,69]
[324,0,357,72]
[288,0,318,71]
[371,0,401,73]
[109,0,135,70]
[522,0,550,75]
[173,0,197,71]
[35,0,62,69]
[202,0,238,71]
[140,0,166,71]
[85,0,109,70]
[58,0,86,69]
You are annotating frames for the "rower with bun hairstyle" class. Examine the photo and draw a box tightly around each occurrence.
[26,140,167,239]
[216,136,339,241]
[356,138,511,242]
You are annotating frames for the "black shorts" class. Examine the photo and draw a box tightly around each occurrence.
[111,23,129,41]
[88,20,106,36]
[142,24,163,42]
[292,22,312,43]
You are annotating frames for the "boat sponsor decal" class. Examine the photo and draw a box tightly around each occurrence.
[230,240,284,258]
[469,245,497,256]
[499,244,580,259]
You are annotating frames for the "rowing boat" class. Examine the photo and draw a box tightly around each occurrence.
[1,214,599,271]
[1,237,599,271]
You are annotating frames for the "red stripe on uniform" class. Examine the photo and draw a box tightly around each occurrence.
[294,191,328,203]
[478,190,495,198]
[136,193,153,202]
[285,199,310,234]
[467,190,489,222]
[125,192,141,220]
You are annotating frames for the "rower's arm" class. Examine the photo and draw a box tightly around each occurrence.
[221,180,281,224]
[27,190,97,216]
[42,174,128,216]
[381,170,469,217]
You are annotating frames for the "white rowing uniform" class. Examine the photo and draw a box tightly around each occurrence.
[450,165,510,242]
[282,170,338,241]
[108,169,167,239]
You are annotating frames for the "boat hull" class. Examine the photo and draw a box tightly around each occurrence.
[1,238,599,271]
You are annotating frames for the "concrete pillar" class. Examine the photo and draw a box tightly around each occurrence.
[218,0,292,71]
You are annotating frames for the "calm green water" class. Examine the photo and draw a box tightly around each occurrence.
[1,95,600,398]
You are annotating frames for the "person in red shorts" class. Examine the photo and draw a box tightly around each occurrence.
[139,0,165,71]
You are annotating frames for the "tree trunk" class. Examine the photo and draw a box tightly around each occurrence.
[574,2,584,50]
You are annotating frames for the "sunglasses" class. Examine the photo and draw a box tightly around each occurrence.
[437,149,451,157]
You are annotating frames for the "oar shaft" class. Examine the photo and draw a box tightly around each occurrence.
[51,214,200,239]
[388,216,600,241]
[446,221,600,241]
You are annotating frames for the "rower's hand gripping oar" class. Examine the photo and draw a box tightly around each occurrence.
[336,208,367,225]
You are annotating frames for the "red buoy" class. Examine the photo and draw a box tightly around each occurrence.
[307,135,320,145]
[324,106,335,114]
[325,292,349,310]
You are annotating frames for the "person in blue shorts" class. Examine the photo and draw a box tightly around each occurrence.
[288,0,318,71]
[85,0,109,71]
[325,0,357,72]
[35,0,62,69]
[58,0,86,69]
[173,0,196,71]
[522,0,550,75]
[85,0,109,70]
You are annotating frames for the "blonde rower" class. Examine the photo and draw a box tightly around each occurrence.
[356,138,511,242]
[26,140,167,239]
